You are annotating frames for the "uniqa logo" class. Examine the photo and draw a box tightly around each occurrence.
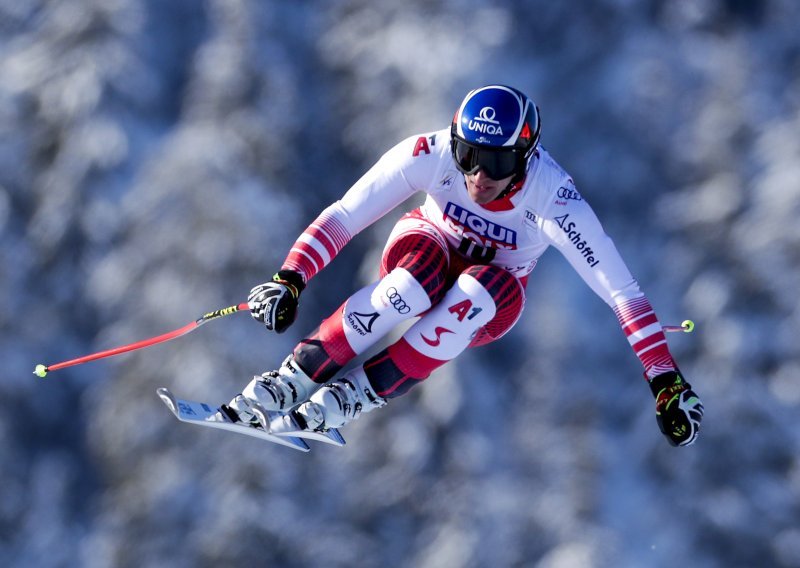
[468,106,503,135]
[476,106,499,124]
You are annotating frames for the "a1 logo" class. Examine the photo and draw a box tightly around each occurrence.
[448,299,483,322]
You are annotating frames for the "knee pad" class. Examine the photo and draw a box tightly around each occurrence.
[341,267,432,355]
[403,272,497,361]
[462,265,525,346]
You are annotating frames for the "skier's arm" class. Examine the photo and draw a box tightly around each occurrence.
[281,139,425,283]
[539,184,674,376]
[249,136,426,333]
[540,182,703,446]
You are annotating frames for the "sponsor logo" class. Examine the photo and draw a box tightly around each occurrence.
[412,136,431,157]
[439,174,454,188]
[284,358,300,376]
[467,106,504,136]
[457,236,496,262]
[477,106,500,124]
[347,311,379,335]
[385,287,411,314]
[263,301,278,326]
[420,326,454,347]
[501,259,538,274]
[203,306,239,319]
[555,186,582,203]
[178,402,197,417]
[554,214,600,267]
[443,202,517,250]
[524,209,538,224]
[448,299,482,322]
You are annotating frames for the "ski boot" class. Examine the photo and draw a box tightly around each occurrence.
[295,366,386,430]
[227,355,321,423]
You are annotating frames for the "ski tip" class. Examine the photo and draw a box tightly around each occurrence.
[156,387,179,416]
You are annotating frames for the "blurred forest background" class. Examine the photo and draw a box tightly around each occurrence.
[2,1,799,566]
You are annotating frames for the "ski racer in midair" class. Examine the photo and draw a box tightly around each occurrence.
[227,85,704,447]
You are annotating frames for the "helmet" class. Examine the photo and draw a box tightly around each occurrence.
[450,85,541,181]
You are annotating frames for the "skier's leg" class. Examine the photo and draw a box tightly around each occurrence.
[292,210,450,382]
[230,211,450,418]
[297,264,526,429]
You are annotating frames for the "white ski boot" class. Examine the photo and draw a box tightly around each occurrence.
[296,366,386,430]
[228,355,321,423]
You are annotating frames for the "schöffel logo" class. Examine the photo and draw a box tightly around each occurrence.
[468,106,504,135]
[554,214,600,268]
[347,311,379,336]
[443,202,517,250]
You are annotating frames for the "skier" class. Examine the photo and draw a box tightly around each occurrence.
[227,84,704,446]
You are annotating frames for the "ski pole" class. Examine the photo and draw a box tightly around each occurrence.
[662,319,695,333]
[33,302,249,378]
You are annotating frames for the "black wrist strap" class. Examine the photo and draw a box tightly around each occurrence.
[274,269,306,294]
[648,370,687,398]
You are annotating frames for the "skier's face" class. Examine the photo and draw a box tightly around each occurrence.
[464,169,513,204]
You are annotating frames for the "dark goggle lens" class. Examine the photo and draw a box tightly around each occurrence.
[453,140,518,180]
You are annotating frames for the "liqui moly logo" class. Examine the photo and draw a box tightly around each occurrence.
[443,202,517,249]
[468,106,504,135]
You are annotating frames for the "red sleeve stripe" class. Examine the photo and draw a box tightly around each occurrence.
[282,254,317,281]
[627,321,665,347]
[293,242,326,271]
[313,212,351,250]
[640,345,676,377]
[632,333,667,356]
[297,233,332,265]
[281,209,354,284]
[614,296,677,377]
[305,226,337,258]
[613,296,653,325]
[622,312,659,337]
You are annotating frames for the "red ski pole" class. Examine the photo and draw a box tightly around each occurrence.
[33,303,249,377]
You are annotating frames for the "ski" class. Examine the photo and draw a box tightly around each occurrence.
[251,404,346,447]
[156,388,346,450]
[157,387,310,452]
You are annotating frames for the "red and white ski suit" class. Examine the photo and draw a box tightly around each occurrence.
[279,129,676,397]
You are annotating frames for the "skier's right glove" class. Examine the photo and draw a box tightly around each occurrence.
[248,269,306,333]
[649,370,704,447]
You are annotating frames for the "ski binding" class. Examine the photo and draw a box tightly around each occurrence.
[157,388,346,451]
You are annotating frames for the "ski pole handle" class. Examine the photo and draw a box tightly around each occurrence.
[662,319,695,333]
[33,302,249,378]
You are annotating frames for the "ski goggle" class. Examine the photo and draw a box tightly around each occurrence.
[452,138,521,180]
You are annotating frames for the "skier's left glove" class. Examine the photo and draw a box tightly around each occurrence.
[649,370,704,447]
[248,270,306,333]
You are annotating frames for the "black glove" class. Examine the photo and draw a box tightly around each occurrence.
[248,270,305,333]
[649,370,704,447]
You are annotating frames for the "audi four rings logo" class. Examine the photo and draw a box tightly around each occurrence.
[385,287,411,314]
[476,106,499,124]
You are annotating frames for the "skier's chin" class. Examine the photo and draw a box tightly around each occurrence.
[468,182,504,204]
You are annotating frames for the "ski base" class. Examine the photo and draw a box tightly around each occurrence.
[157,388,346,450]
